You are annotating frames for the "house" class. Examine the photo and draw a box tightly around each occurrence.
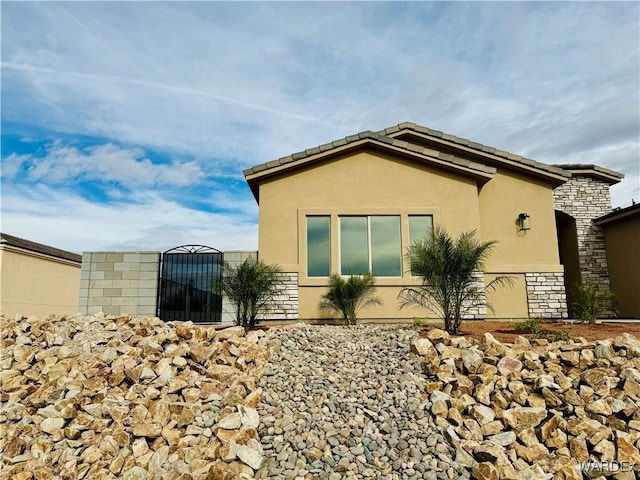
[244,122,627,321]
[594,203,640,318]
[0,233,82,318]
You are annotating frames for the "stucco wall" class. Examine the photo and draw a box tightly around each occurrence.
[0,247,81,317]
[257,148,566,320]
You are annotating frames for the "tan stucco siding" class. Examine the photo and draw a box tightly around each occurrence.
[601,216,640,318]
[300,285,424,320]
[255,148,565,320]
[0,248,81,317]
[478,169,562,271]
[257,149,483,319]
[484,273,529,319]
[258,149,482,265]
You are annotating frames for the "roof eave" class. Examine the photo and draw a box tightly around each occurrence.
[594,203,640,226]
[384,125,571,187]
[554,164,624,185]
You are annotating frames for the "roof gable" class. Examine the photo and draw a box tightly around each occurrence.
[243,121,600,202]
[380,122,571,184]
[244,131,497,201]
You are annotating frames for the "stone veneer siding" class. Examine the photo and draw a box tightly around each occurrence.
[463,272,487,319]
[266,272,299,321]
[525,272,568,318]
[553,176,613,288]
[78,252,160,317]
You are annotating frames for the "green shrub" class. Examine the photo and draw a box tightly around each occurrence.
[220,258,281,329]
[572,282,617,324]
[514,316,545,335]
[513,317,571,342]
[399,227,512,334]
[319,273,382,325]
[412,317,427,328]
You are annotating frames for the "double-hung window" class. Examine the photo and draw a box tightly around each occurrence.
[340,216,402,276]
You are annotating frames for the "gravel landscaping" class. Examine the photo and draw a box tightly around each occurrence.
[255,325,468,480]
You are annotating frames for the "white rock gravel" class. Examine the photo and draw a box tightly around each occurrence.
[255,325,467,480]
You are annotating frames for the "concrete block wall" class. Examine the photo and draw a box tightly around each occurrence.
[78,252,160,317]
[79,249,298,323]
[221,251,257,324]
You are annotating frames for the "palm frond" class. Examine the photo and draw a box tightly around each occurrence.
[320,273,382,324]
[399,227,511,334]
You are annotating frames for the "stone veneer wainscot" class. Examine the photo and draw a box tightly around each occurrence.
[525,272,568,318]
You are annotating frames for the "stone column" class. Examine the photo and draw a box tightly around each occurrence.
[553,175,614,289]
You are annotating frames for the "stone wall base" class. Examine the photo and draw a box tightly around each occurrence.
[462,272,487,319]
[525,272,568,318]
[261,272,299,321]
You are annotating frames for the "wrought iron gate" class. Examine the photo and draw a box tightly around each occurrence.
[157,245,223,323]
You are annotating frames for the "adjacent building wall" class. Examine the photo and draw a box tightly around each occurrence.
[78,252,160,317]
[0,246,81,318]
[596,205,640,318]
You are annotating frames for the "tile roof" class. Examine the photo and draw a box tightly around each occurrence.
[553,163,624,184]
[244,129,497,177]
[0,232,82,263]
[379,122,572,179]
[244,122,578,184]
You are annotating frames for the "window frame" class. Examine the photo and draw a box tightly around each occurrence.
[298,208,438,286]
[338,215,402,277]
[306,215,332,277]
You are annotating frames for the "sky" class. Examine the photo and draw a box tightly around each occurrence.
[2,1,639,254]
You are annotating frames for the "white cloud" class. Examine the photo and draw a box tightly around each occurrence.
[1,183,258,253]
[1,0,638,245]
[3,142,204,187]
[1,153,30,178]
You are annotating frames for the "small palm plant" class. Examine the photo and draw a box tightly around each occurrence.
[572,281,617,323]
[399,227,511,334]
[220,258,281,328]
[320,273,382,325]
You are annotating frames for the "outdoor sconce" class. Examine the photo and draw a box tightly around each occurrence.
[518,213,531,231]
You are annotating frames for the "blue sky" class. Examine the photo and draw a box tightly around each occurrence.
[2,1,639,253]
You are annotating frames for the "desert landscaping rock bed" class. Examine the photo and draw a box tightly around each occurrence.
[255,325,462,480]
[2,315,640,480]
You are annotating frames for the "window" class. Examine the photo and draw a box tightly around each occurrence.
[409,215,433,275]
[305,213,433,278]
[307,216,330,277]
[409,215,434,245]
[340,216,402,276]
